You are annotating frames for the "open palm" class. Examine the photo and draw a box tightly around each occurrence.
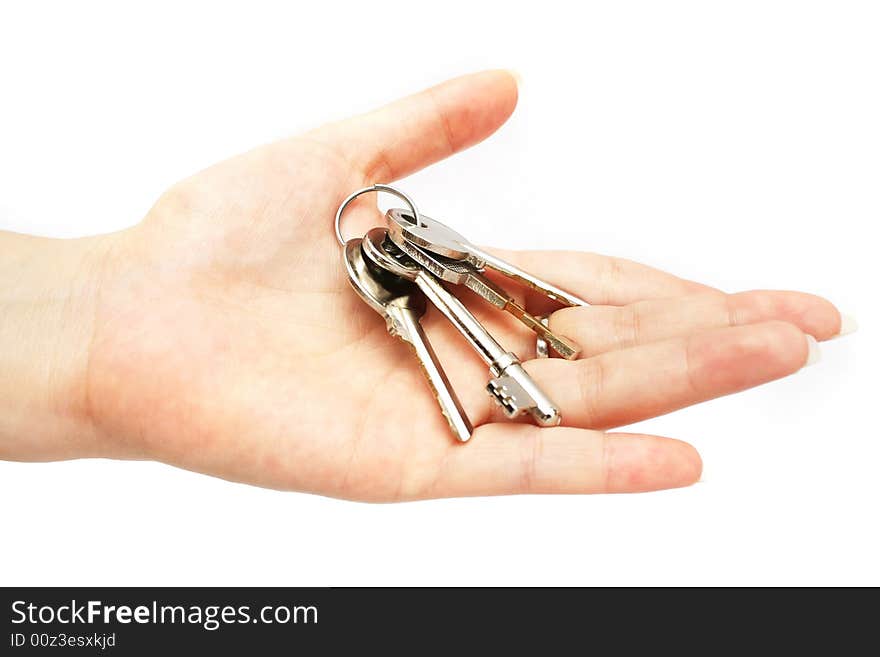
[85,71,843,500]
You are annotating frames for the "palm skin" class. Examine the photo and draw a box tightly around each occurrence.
[69,71,844,500]
[90,138,496,500]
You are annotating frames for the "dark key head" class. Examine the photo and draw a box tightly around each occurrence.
[343,238,426,317]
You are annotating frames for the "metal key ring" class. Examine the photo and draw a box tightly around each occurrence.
[334,184,422,246]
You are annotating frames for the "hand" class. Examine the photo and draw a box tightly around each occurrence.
[1,71,848,501]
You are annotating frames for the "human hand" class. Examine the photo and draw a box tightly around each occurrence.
[1,71,850,500]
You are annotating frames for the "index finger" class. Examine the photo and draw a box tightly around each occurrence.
[487,248,717,308]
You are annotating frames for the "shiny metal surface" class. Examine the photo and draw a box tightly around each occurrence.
[335,184,422,247]
[361,228,561,427]
[387,229,581,360]
[386,208,589,308]
[387,207,474,260]
[535,316,550,359]
[343,238,472,442]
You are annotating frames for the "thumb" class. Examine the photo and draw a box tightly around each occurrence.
[311,69,519,183]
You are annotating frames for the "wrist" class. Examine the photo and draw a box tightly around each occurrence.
[0,230,121,461]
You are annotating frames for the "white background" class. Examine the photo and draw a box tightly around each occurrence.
[1,1,876,585]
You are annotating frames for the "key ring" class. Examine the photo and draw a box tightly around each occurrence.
[334,184,423,246]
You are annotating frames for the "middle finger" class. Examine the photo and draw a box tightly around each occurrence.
[478,320,814,429]
[551,290,842,359]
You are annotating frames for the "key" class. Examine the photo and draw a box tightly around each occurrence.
[385,208,589,309]
[360,227,561,427]
[361,229,561,426]
[535,316,551,358]
[343,237,473,442]
[386,232,581,360]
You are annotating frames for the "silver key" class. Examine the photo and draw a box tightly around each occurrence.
[360,228,561,427]
[387,231,581,360]
[386,208,589,309]
[343,237,473,442]
[536,316,551,358]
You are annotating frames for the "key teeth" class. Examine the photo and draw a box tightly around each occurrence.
[488,370,562,427]
[487,378,523,419]
[385,316,406,341]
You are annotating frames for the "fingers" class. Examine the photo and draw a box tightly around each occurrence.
[425,423,701,497]
[313,70,519,182]
[492,320,812,429]
[551,290,843,358]
[485,248,716,310]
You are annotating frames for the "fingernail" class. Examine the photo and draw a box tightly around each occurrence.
[507,69,523,90]
[804,335,821,368]
[837,313,859,337]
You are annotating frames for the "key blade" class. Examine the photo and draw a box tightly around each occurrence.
[456,272,581,359]
[398,239,582,356]
[368,228,565,428]
[402,241,582,359]
[487,364,561,427]
[460,272,508,309]
[394,237,509,310]
[504,301,581,360]
[468,245,589,308]
[386,207,586,308]
[487,377,528,418]
[535,316,551,359]
[387,301,474,443]
[385,208,589,306]
[346,237,472,443]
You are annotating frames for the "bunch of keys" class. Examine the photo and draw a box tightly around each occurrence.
[335,184,588,443]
